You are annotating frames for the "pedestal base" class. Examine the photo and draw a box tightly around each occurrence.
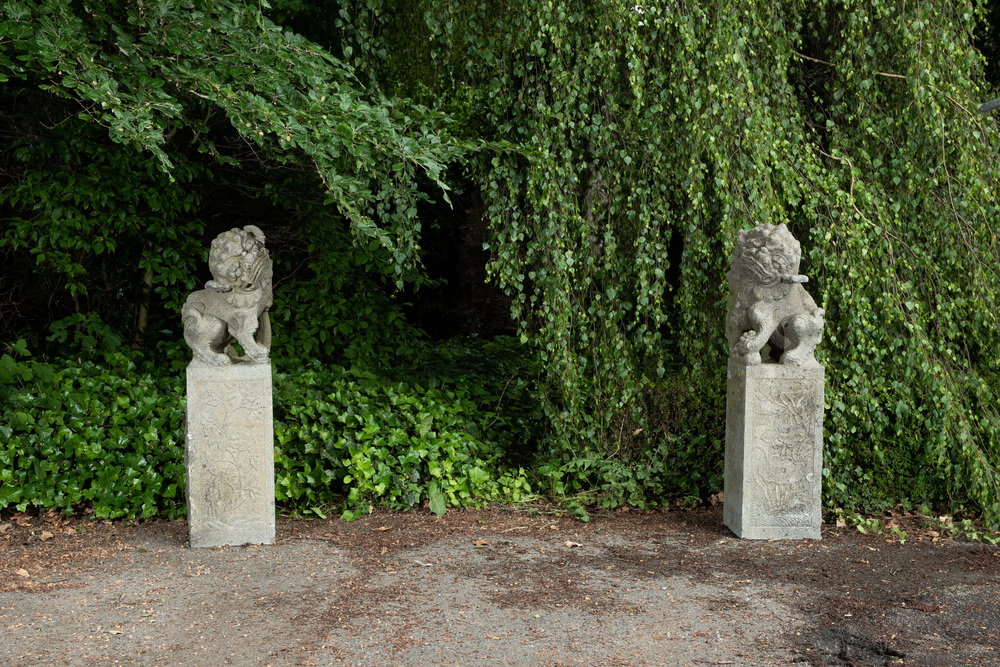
[723,360,824,540]
[185,362,275,548]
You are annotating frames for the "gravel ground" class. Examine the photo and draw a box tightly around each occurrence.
[1,506,998,666]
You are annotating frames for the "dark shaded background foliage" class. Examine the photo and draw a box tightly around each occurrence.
[2,0,1000,525]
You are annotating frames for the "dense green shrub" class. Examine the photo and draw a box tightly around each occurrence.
[274,367,527,519]
[0,337,540,519]
[532,370,726,513]
[0,348,186,518]
[272,336,539,518]
[267,231,427,370]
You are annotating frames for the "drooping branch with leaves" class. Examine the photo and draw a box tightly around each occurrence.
[0,0,461,298]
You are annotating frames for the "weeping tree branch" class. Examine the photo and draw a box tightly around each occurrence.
[790,49,907,80]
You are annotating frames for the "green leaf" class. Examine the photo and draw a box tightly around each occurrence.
[428,482,447,516]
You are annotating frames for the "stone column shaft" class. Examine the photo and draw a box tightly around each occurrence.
[185,362,275,547]
[724,360,824,540]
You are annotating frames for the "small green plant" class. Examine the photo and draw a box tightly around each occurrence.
[1,340,48,404]
[561,498,591,523]
[888,525,908,545]
[851,516,882,535]
[933,515,1000,545]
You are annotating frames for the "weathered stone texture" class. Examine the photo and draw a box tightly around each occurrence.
[725,223,825,369]
[186,362,275,548]
[724,360,824,540]
[182,225,273,366]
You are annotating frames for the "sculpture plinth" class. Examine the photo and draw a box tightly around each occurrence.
[723,224,825,540]
[723,360,823,539]
[182,225,275,548]
[186,362,275,547]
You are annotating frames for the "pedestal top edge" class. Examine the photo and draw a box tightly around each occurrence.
[727,359,825,380]
[186,360,273,379]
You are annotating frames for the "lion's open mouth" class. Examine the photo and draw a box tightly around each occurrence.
[239,255,269,291]
[742,253,780,285]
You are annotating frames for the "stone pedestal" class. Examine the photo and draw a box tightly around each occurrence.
[185,362,275,548]
[724,360,824,540]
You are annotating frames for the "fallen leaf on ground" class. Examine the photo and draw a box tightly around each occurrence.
[564,540,581,548]
[64,527,75,535]
[39,531,54,541]
[109,630,123,635]
[836,518,847,528]
[374,526,390,531]
[473,539,490,547]
[16,569,30,578]
[15,516,31,527]
[0,523,11,534]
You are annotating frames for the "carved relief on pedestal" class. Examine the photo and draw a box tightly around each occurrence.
[746,378,822,527]
[185,363,275,546]
[187,382,271,524]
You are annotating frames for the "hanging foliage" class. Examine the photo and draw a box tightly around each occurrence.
[364,0,1000,522]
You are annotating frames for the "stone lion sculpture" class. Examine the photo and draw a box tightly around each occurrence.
[182,225,273,366]
[725,224,824,368]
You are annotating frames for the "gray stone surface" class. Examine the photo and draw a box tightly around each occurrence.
[724,223,826,540]
[724,360,823,540]
[182,225,273,366]
[725,223,825,368]
[185,362,275,548]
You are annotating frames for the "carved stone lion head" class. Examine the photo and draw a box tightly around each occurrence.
[729,223,801,287]
[208,225,269,292]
